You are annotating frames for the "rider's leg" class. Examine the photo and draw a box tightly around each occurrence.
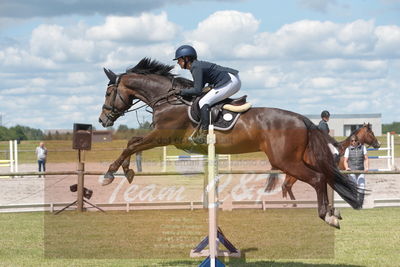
[200,104,210,130]
[192,104,210,144]
[198,73,241,109]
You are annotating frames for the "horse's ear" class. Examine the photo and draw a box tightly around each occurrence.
[103,68,117,84]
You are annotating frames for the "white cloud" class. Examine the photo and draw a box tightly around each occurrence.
[30,24,95,63]
[87,12,180,43]
[186,10,260,59]
[232,19,400,61]
[309,77,337,88]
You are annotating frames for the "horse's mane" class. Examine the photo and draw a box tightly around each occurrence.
[343,124,369,142]
[126,58,193,88]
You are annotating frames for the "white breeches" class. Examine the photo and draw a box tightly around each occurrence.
[199,73,241,108]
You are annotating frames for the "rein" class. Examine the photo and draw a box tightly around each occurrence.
[104,75,186,120]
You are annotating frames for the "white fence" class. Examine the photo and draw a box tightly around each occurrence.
[0,140,18,174]
[162,146,231,172]
[367,132,395,171]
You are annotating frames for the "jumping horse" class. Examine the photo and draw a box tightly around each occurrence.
[98,58,364,228]
[281,123,380,203]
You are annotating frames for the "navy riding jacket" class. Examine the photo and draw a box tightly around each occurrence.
[318,119,330,135]
[181,60,239,96]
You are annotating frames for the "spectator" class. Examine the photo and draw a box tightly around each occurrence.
[35,142,47,175]
[136,151,142,172]
[343,135,369,190]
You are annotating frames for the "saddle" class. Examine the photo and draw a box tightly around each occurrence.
[188,95,252,131]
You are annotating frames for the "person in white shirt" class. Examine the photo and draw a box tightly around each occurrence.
[35,142,48,173]
[343,135,369,190]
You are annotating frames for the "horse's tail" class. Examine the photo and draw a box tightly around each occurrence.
[303,118,363,209]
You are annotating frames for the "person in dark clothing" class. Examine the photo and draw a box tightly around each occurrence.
[174,45,241,144]
[318,110,330,135]
[343,135,369,204]
[343,135,369,190]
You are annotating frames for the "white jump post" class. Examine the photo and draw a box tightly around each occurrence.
[207,124,218,267]
[13,140,18,173]
[191,125,240,267]
[0,140,18,175]
[367,132,395,171]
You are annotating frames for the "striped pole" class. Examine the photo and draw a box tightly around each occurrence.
[207,124,217,267]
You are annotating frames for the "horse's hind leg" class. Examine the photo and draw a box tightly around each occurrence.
[275,160,340,228]
[282,175,297,207]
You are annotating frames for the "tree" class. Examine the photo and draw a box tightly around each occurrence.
[117,124,129,131]
[382,122,400,133]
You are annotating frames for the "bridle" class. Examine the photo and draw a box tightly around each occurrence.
[102,74,185,123]
[102,75,139,122]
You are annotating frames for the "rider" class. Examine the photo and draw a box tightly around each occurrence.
[318,110,331,135]
[174,45,241,144]
[318,110,340,163]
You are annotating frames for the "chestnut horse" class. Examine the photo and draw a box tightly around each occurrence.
[98,58,363,228]
[281,123,380,202]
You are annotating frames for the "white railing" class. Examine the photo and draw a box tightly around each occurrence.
[0,140,18,174]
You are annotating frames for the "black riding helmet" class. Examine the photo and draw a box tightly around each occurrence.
[173,45,197,60]
[321,110,330,118]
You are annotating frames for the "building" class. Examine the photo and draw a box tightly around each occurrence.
[306,113,382,136]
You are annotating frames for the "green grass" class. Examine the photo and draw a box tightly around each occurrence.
[0,208,399,266]
[1,134,398,164]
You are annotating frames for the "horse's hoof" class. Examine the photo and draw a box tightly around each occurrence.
[125,169,135,184]
[334,209,343,220]
[325,214,340,229]
[102,172,115,186]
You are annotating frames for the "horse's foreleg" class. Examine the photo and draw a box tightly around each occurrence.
[120,137,143,184]
[103,131,165,185]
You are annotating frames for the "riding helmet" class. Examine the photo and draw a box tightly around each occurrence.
[173,45,197,60]
[321,110,330,118]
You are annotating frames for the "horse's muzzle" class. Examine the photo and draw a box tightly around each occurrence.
[373,141,381,149]
[99,115,114,128]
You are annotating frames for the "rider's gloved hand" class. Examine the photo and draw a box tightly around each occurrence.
[179,90,190,96]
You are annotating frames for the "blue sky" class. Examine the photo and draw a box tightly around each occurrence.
[1,0,400,130]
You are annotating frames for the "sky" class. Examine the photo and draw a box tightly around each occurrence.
[1,0,400,130]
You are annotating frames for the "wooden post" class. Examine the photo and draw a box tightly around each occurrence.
[77,150,85,212]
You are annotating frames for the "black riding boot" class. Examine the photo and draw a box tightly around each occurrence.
[193,104,210,144]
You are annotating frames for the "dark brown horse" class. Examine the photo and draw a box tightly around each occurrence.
[281,123,380,202]
[98,58,363,228]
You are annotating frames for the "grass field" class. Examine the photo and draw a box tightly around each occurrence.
[0,134,399,164]
[0,208,399,266]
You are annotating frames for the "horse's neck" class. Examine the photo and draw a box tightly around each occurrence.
[338,137,352,154]
[129,76,171,104]
[338,129,363,152]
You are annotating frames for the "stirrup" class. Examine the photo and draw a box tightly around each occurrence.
[192,130,208,144]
